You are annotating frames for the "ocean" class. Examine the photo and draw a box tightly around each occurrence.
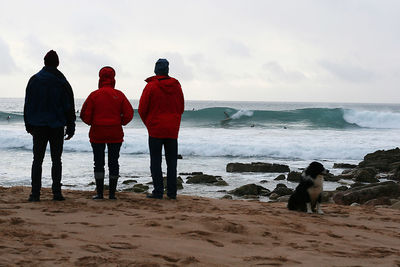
[1,98,399,200]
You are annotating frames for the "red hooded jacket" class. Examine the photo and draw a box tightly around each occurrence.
[138,75,184,139]
[80,67,134,143]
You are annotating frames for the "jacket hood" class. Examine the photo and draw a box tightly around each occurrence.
[98,66,116,88]
[145,75,180,94]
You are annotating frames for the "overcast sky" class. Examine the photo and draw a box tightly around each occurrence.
[0,0,399,103]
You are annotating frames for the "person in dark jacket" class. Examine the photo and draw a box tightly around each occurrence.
[24,50,76,202]
[80,66,133,200]
[139,59,184,199]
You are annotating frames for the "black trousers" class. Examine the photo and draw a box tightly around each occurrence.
[31,126,64,196]
[148,137,178,197]
[91,142,122,177]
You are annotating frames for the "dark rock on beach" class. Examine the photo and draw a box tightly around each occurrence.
[122,179,137,185]
[123,184,149,193]
[274,174,286,181]
[179,172,204,176]
[287,171,302,182]
[229,184,270,197]
[353,168,379,183]
[333,163,358,169]
[226,162,290,173]
[186,174,228,186]
[271,184,293,197]
[333,181,400,205]
[358,148,400,172]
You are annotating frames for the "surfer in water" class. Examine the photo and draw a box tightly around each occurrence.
[221,111,232,124]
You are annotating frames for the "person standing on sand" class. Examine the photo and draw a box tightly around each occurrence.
[80,66,133,200]
[139,59,184,199]
[24,50,76,202]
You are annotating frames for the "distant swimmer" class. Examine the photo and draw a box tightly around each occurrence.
[6,115,11,121]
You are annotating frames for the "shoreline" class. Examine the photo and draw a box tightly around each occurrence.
[1,186,400,266]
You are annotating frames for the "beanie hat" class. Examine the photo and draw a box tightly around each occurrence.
[44,50,59,67]
[154,58,169,76]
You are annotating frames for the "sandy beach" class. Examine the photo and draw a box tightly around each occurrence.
[0,186,399,267]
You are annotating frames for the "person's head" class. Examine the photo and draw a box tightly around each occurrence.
[154,58,169,76]
[44,50,59,67]
[98,66,116,88]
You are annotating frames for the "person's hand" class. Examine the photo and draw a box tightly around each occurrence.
[64,133,73,140]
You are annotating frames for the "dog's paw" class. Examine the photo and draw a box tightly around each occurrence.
[317,210,324,215]
[307,210,313,214]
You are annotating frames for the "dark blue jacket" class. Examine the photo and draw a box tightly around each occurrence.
[24,66,76,135]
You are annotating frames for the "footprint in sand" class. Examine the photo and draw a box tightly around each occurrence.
[151,254,180,263]
[108,242,138,250]
[80,244,109,253]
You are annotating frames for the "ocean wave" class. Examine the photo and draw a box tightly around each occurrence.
[343,109,400,129]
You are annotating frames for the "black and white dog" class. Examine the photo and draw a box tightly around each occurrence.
[287,162,329,214]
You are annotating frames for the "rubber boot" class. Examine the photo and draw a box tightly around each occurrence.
[93,172,104,200]
[109,176,118,200]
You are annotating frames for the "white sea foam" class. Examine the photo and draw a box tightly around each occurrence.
[343,109,400,129]
[230,109,254,119]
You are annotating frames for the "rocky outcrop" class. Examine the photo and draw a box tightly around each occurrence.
[270,184,293,197]
[186,174,228,186]
[228,184,270,197]
[123,184,149,193]
[274,174,286,181]
[287,171,302,182]
[353,168,379,183]
[226,162,290,173]
[333,163,357,169]
[333,181,400,205]
[358,148,400,171]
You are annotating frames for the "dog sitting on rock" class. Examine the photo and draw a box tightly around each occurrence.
[287,162,329,214]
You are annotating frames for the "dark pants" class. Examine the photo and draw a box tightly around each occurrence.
[31,126,64,196]
[149,137,178,198]
[91,143,122,177]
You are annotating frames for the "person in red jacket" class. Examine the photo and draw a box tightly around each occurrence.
[139,59,184,199]
[80,66,133,200]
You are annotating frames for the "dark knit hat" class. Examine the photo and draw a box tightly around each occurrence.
[154,58,169,75]
[44,50,59,67]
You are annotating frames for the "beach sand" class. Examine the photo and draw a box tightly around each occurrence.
[0,186,399,267]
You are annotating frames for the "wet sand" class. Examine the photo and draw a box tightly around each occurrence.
[0,186,399,266]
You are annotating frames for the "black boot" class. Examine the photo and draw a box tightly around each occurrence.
[93,172,104,200]
[109,176,118,200]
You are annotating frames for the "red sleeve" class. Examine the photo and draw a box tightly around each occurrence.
[121,94,134,126]
[178,84,184,114]
[80,94,94,125]
[138,85,151,125]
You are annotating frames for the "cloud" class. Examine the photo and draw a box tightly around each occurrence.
[222,40,251,58]
[262,61,306,83]
[0,38,17,75]
[159,52,195,81]
[319,60,374,83]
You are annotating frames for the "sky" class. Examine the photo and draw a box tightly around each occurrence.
[0,0,399,103]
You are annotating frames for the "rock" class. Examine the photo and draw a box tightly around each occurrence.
[332,181,400,205]
[333,163,358,169]
[277,195,290,202]
[274,174,286,181]
[336,186,348,191]
[229,184,270,197]
[350,182,364,188]
[124,184,149,193]
[88,182,95,186]
[321,191,335,203]
[163,176,184,190]
[221,195,233,200]
[122,179,137,185]
[354,168,379,183]
[271,186,293,197]
[179,172,203,175]
[269,193,279,200]
[226,162,290,173]
[358,148,400,172]
[177,154,183,159]
[364,197,392,206]
[287,171,302,182]
[260,180,268,184]
[186,174,228,186]
[335,173,354,180]
[276,183,287,188]
[324,174,341,182]
[390,201,400,210]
